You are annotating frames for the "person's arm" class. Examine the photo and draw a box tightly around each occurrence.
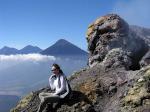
[53,75,66,95]
[49,75,55,90]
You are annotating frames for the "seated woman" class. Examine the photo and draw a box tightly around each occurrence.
[37,63,71,112]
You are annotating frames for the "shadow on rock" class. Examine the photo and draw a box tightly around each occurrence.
[45,90,94,112]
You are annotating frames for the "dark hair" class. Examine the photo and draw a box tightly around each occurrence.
[52,63,63,74]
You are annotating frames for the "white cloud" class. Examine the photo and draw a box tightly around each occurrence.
[0,54,56,62]
[113,0,150,28]
[0,90,21,96]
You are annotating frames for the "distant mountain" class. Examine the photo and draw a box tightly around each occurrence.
[0,46,18,55]
[0,39,88,56]
[41,39,88,56]
[0,45,42,55]
[0,95,20,112]
[19,45,42,54]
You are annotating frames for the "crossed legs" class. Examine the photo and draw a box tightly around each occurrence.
[37,92,60,112]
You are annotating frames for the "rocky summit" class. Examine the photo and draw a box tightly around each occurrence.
[86,14,150,69]
[11,14,150,112]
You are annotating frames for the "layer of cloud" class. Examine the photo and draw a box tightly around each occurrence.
[0,90,21,96]
[0,55,87,96]
[113,0,150,28]
[0,54,56,62]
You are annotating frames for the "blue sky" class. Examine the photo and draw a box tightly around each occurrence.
[0,0,150,51]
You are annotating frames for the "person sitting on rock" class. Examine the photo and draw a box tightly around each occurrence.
[37,63,71,112]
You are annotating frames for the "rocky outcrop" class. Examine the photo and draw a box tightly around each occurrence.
[140,49,150,67]
[120,67,150,112]
[86,14,149,69]
[11,65,150,112]
[11,14,150,112]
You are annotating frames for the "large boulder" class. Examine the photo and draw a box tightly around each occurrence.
[86,14,149,69]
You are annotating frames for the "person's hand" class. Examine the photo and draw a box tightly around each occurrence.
[52,93,59,96]
[45,87,51,91]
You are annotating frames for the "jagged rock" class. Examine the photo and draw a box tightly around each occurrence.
[11,87,50,112]
[140,49,150,67]
[12,14,150,112]
[86,14,149,69]
[120,67,150,112]
[100,48,132,70]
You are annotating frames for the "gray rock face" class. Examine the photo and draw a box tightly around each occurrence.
[86,14,149,69]
[140,49,150,67]
[100,48,132,70]
[130,25,150,46]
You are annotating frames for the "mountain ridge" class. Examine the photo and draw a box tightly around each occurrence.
[41,39,88,56]
[0,39,88,56]
[19,45,42,54]
[0,45,42,55]
[0,46,18,55]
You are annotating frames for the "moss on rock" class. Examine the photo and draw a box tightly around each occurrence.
[121,68,150,112]
[10,92,33,112]
[75,78,98,102]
